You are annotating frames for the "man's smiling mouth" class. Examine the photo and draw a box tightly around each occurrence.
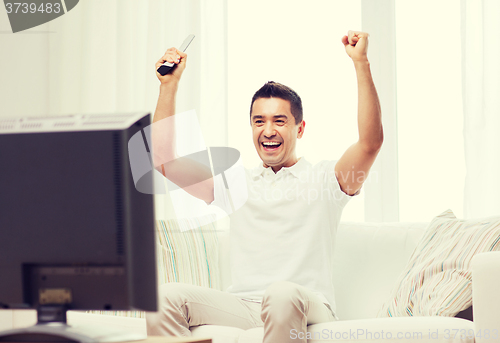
[261,141,282,151]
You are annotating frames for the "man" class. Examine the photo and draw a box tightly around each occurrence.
[147,30,383,343]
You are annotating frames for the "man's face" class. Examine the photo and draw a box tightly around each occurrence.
[250,97,305,172]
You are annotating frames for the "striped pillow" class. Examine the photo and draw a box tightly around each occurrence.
[89,215,220,318]
[377,209,500,318]
[155,215,220,289]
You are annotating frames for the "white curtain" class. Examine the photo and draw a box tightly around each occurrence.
[46,0,227,143]
[1,2,227,326]
[461,0,500,218]
[44,0,227,220]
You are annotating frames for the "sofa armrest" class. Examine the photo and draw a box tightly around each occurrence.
[472,251,500,343]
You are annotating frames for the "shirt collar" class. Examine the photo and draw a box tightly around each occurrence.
[251,157,309,178]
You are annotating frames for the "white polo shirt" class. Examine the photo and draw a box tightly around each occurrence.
[212,157,357,314]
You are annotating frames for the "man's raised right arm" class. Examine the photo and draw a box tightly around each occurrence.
[152,48,214,204]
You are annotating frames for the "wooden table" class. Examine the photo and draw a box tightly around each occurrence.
[123,337,211,343]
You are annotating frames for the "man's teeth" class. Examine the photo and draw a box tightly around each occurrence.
[263,142,280,146]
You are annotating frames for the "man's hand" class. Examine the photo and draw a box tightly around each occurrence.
[155,47,188,84]
[342,30,369,62]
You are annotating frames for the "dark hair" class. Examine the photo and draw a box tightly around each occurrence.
[250,81,303,125]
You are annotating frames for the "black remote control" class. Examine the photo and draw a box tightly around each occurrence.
[157,34,195,76]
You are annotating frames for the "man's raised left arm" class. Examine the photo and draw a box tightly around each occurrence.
[335,30,383,196]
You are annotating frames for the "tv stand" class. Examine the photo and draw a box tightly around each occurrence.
[0,305,145,342]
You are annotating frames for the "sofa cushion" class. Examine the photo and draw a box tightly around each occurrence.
[332,222,428,320]
[308,317,474,343]
[378,209,500,318]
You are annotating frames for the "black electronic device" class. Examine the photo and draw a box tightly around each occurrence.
[0,112,158,342]
[157,34,195,76]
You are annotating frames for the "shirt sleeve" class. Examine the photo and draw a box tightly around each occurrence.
[207,162,248,215]
[207,173,232,215]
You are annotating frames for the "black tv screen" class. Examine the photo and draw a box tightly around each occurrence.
[0,112,157,314]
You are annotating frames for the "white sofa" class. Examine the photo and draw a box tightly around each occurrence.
[3,221,500,343]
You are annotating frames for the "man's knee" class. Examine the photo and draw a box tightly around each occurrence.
[147,283,190,325]
[261,281,305,324]
[146,283,194,336]
[156,282,192,309]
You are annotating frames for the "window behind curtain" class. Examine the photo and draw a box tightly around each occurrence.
[396,0,465,221]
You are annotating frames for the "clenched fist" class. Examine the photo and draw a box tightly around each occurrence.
[342,30,369,62]
[155,47,188,84]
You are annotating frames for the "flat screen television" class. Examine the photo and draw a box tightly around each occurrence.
[0,112,157,342]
